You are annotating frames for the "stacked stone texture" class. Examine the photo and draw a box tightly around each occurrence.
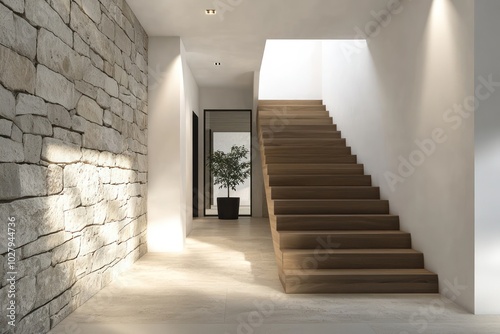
[0,0,148,332]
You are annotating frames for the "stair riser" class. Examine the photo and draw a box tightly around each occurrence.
[263,139,346,147]
[259,106,327,112]
[261,131,341,139]
[275,216,400,231]
[274,200,389,215]
[265,156,357,164]
[269,176,371,186]
[260,125,338,132]
[259,113,329,118]
[265,148,352,156]
[266,165,364,176]
[259,100,323,106]
[277,222,400,231]
[260,119,333,126]
[285,279,439,294]
[271,187,380,199]
[283,254,424,270]
[259,112,329,119]
[280,234,411,249]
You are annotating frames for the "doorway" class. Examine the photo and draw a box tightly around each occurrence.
[204,110,252,217]
[192,112,199,218]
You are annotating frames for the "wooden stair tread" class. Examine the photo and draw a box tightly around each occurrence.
[260,118,333,124]
[261,130,340,135]
[265,146,349,150]
[273,199,388,203]
[283,249,420,255]
[258,104,325,107]
[259,112,329,116]
[269,174,367,177]
[260,125,337,131]
[266,165,364,175]
[273,199,390,214]
[284,268,436,276]
[274,214,400,231]
[266,152,352,158]
[279,230,409,235]
[276,214,398,224]
[266,164,362,168]
[276,214,398,218]
[269,175,371,186]
[263,139,346,146]
[271,186,378,189]
[271,186,379,197]
[282,249,425,270]
[259,100,323,106]
[278,230,411,249]
[266,157,358,164]
[261,129,338,132]
[259,115,330,119]
[262,138,345,141]
[264,148,352,155]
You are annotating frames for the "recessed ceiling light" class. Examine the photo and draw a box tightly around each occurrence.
[214,62,221,66]
[205,9,216,15]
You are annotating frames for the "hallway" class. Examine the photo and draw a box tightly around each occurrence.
[50,218,500,334]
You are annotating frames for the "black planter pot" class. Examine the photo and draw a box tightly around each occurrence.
[217,197,240,220]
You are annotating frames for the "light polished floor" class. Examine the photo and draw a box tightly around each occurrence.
[50,218,500,334]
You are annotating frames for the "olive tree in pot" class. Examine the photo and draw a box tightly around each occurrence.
[207,145,251,220]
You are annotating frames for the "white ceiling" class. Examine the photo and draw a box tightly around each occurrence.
[125,0,389,89]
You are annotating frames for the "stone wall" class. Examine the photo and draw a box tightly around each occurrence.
[0,0,148,332]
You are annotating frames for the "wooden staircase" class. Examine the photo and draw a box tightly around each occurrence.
[258,100,438,294]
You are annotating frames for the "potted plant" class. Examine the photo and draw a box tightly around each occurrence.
[207,145,251,220]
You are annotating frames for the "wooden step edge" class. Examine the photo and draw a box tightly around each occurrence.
[268,174,369,178]
[270,185,378,189]
[262,139,345,142]
[267,175,372,185]
[260,130,341,134]
[272,199,388,203]
[278,230,410,235]
[265,160,359,165]
[267,170,366,176]
[259,113,329,116]
[258,105,326,108]
[265,164,362,168]
[264,146,350,150]
[258,100,323,105]
[259,124,337,127]
[284,268,436,276]
[274,215,400,231]
[258,112,329,116]
[275,214,398,218]
[263,143,347,148]
[282,249,421,255]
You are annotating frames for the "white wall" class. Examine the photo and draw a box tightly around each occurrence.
[321,0,475,312]
[474,0,500,315]
[182,41,200,236]
[259,40,323,100]
[253,70,265,217]
[148,37,198,252]
[200,87,253,110]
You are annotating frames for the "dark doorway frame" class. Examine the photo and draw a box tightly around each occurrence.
[192,111,199,218]
[203,109,253,217]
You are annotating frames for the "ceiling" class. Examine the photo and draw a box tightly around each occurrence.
[125,0,390,89]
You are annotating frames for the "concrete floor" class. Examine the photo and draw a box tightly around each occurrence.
[50,218,500,334]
